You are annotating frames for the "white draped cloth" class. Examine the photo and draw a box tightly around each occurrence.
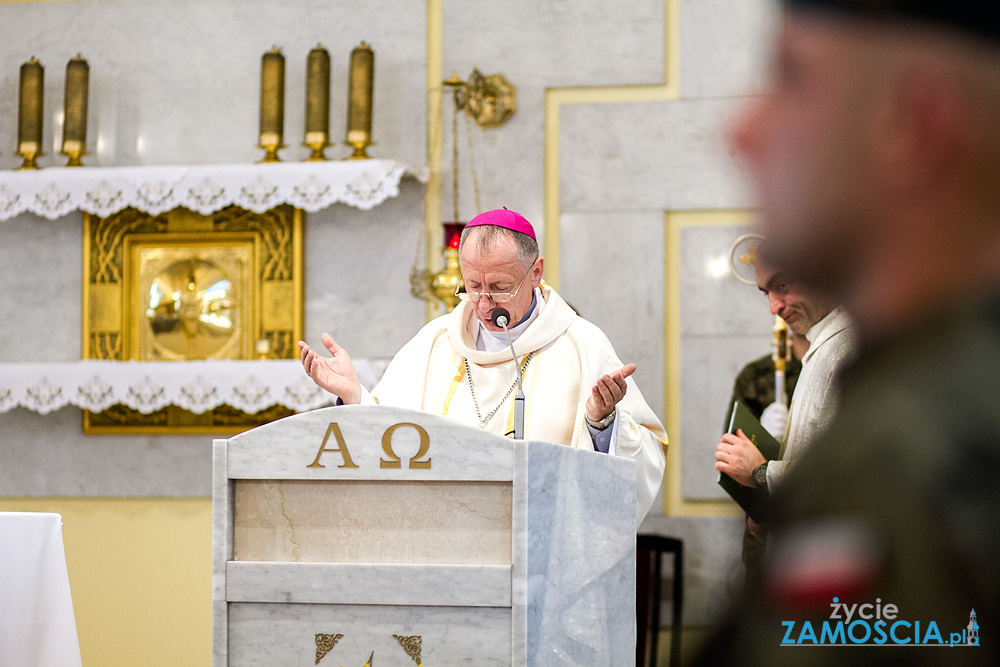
[0,513,83,667]
[0,359,388,415]
[359,284,668,525]
[0,160,427,221]
[767,307,858,488]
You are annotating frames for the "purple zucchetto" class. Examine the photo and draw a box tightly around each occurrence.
[464,207,536,241]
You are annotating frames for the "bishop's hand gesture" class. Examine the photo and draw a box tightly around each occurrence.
[298,333,363,405]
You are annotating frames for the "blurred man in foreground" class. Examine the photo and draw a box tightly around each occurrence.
[698,1,1000,663]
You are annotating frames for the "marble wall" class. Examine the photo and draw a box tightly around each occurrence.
[0,0,428,496]
[0,0,783,637]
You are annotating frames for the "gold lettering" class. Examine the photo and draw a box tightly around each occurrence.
[307,423,359,469]
[380,422,432,469]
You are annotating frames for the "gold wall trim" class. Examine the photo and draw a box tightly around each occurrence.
[543,0,681,289]
[423,0,444,322]
[664,209,754,517]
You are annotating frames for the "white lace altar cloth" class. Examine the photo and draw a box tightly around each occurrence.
[0,360,389,415]
[0,160,428,221]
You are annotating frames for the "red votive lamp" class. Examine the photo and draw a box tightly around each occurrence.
[443,222,465,250]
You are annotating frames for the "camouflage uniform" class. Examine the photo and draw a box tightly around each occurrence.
[698,297,1000,665]
[726,353,802,428]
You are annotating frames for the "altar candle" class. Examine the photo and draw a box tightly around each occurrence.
[304,44,330,145]
[346,42,374,144]
[62,55,89,155]
[18,57,44,154]
[259,47,285,147]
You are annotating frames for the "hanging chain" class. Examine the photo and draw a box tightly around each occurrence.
[465,351,535,428]
[464,112,482,215]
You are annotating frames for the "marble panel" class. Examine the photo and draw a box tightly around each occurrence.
[679,0,779,99]
[679,224,773,337]
[0,0,426,170]
[0,212,83,363]
[226,562,512,607]
[303,179,427,361]
[442,0,664,88]
[437,88,547,249]
[232,480,512,565]
[637,514,746,627]
[559,210,666,420]
[212,440,232,667]
[559,97,753,212]
[227,601,511,667]
[679,334,771,500]
[523,442,636,665]
[509,442,529,667]
[0,406,211,496]
[226,405,514,481]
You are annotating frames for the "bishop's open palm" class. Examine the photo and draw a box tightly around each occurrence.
[298,333,362,404]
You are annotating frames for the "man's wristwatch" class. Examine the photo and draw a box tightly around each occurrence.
[585,408,616,431]
[751,463,768,489]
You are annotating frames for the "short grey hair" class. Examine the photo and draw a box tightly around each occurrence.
[459,224,539,268]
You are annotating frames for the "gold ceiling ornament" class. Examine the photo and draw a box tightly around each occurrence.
[81,204,303,434]
[445,68,516,129]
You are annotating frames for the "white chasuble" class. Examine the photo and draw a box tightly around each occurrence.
[359,285,668,525]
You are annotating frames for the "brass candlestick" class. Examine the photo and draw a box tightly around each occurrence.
[345,42,374,159]
[303,44,331,161]
[17,57,45,170]
[258,47,286,162]
[61,54,90,167]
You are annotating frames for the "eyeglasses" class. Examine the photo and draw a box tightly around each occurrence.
[455,261,534,304]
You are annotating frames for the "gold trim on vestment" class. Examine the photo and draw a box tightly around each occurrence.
[440,353,466,417]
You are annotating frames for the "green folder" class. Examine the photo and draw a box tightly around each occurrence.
[718,400,783,521]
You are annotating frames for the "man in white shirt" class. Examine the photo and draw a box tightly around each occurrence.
[714,249,856,528]
[299,208,668,524]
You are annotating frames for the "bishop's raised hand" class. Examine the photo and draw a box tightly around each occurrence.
[298,332,362,405]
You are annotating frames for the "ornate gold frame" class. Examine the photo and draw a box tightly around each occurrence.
[81,204,303,434]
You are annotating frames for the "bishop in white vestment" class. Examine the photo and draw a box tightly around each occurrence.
[300,208,668,524]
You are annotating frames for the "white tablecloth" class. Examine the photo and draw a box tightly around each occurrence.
[0,512,83,667]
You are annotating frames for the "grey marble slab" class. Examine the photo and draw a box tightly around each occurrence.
[678,224,774,337]
[559,97,752,213]
[226,562,512,607]
[680,334,772,500]
[0,0,426,170]
[226,405,514,481]
[213,439,232,667]
[0,406,211,496]
[524,442,636,666]
[442,0,663,89]
[227,602,511,667]
[559,210,666,421]
[679,0,779,99]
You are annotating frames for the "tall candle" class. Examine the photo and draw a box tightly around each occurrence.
[304,44,330,145]
[346,42,374,145]
[62,54,89,156]
[259,47,285,148]
[18,57,44,155]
